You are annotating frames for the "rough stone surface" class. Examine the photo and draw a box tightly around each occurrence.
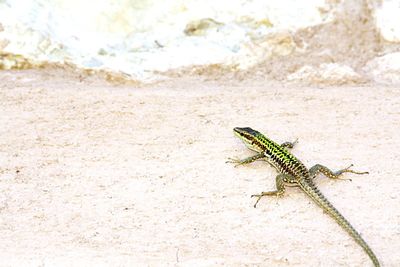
[0,69,398,266]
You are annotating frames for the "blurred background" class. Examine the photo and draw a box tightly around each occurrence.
[1,0,399,84]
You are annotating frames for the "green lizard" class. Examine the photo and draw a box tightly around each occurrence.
[228,127,380,267]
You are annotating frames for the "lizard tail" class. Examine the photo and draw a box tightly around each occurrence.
[299,180,380,267]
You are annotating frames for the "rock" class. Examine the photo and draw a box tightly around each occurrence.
[287,63,363,85]
[363,52,400,85]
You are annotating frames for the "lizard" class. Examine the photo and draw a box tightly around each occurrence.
[227,127,380,267]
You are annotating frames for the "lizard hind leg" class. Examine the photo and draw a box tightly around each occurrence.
[309,164,368,181]
[251,173,296,208]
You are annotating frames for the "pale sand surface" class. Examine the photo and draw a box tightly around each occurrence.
[0,70,399,266]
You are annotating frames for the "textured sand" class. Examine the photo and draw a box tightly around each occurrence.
[0,70,399,266]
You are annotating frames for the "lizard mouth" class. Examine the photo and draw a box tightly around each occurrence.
[233,127,259,141]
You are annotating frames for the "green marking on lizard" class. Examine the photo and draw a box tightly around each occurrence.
[228,127,380,267]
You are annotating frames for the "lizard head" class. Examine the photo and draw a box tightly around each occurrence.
[233,127,263,153]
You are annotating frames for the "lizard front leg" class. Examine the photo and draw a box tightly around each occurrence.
[280,138,298,149]
[251,173,296,208]
[226,153,265,167]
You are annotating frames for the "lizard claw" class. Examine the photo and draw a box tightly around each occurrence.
[226,157,242,167]
[342,164,369,175]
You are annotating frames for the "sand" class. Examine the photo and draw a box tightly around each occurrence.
[0,69,399,266]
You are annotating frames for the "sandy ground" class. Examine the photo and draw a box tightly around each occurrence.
[0,69,399,266]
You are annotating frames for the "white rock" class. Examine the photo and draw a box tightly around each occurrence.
[287,63,363,85]
[374,0,400,42]
[0,0,330,81]
[363,52,400,84]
